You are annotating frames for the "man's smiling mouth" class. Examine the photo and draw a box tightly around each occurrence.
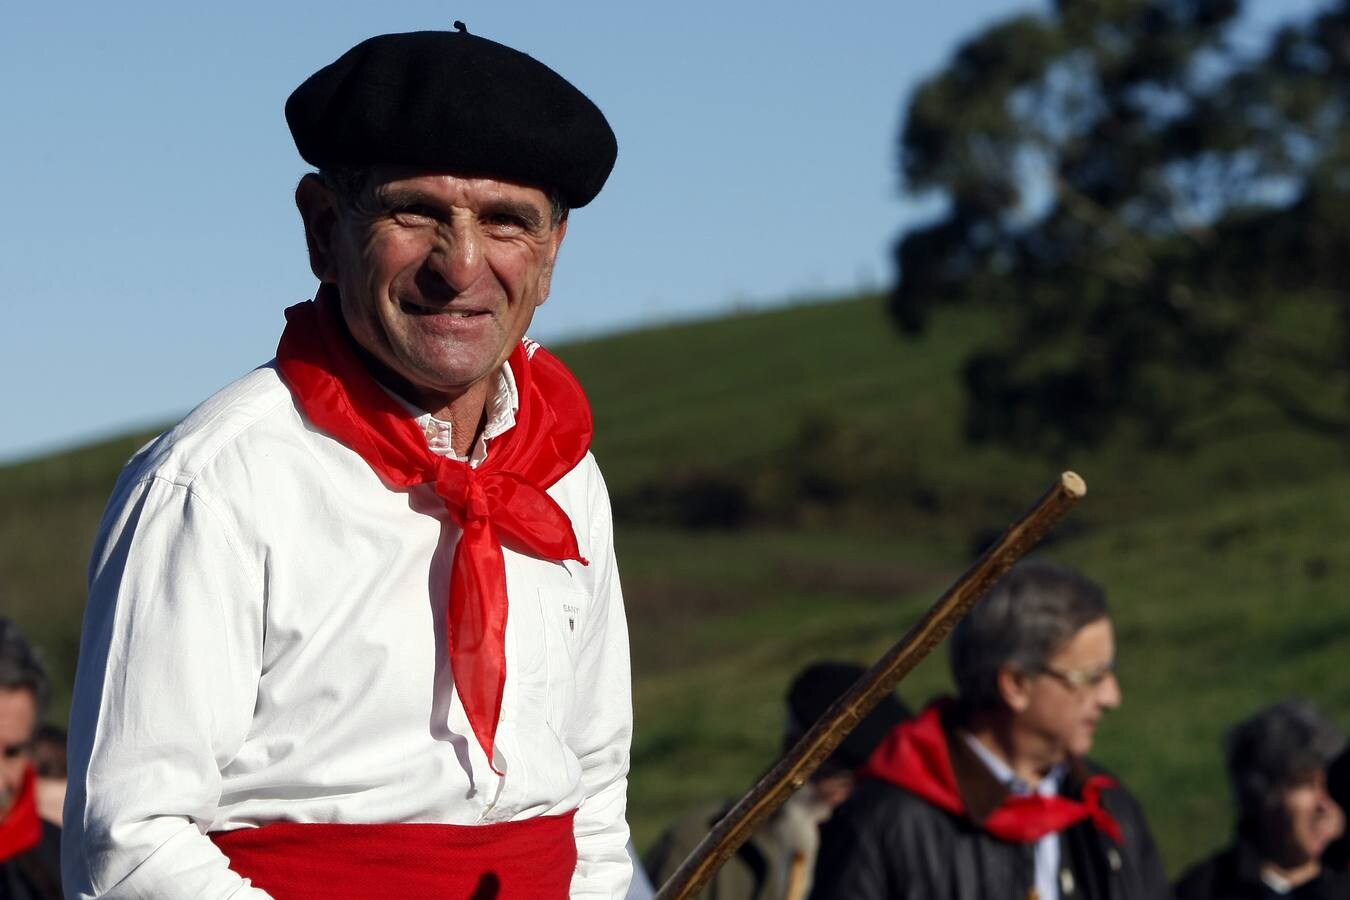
[399,299,488,317]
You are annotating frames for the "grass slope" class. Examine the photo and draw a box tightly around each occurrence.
[2,294,1346,875]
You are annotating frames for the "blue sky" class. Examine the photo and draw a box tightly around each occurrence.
[0,0,1327,462]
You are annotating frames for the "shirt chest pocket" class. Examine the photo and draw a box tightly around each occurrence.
[537,586,588,732]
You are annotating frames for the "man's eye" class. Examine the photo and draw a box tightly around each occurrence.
[484,214,526,230]
[1,743,31,760]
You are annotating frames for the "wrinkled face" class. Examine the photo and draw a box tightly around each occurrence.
[305,169,566,415]
[1265,769,1345,867]
[1011,617,1121,764]
[0,688,36,819]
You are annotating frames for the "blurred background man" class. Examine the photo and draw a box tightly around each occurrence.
[0,618,61,899]
[1176,700,1350,899]
[811,560,1171,900]
[646,661,909,900]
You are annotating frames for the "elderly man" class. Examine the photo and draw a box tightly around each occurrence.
[1176,700,1350,899]
[64,27,630,899]
[811,560,1171,900]
[0,619,62,900]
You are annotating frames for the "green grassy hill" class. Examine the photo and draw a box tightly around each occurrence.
[3,293,1348,876]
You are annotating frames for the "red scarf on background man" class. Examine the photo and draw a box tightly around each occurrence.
[275,286,592,770]
[0,765,41,861]
[862,701,1124,844]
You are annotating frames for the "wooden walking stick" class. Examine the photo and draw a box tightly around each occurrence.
[654,471,1087,900]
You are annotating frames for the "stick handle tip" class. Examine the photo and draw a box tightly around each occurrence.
[1060,471,1086,497]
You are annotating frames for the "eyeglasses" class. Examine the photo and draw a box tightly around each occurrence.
[1036,660,1116,690]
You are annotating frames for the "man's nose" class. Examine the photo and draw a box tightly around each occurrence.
[423,224,485,292]
[1097,672,1122,710]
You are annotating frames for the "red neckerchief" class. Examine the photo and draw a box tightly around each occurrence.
[276,287,592,771]
[0,765,41,862]
[861,701,1124,844]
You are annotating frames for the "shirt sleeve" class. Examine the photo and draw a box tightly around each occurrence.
[567,460,634,899]
[63,474,272,899]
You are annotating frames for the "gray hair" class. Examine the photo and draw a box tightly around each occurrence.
[1225,699,1345,836]
[949,560,1109,711]
[317,165,570,228]
[0,618,50,717]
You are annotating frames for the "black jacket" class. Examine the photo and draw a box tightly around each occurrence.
[0,821,62,900]
[810,728,1172,900]
[1176,840,1350,899]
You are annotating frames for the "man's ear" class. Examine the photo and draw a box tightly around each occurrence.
[535,217,568,307]
[997,666,1034,714]
[295,173,341,282]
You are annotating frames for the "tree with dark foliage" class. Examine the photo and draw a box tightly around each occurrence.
[891,0,1350,453]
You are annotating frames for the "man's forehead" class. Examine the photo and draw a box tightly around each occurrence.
[0,687,37,733]
[368,168,552,201]
[1055,617,1114,658]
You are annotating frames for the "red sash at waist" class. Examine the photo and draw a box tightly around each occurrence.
[210,810,577,899]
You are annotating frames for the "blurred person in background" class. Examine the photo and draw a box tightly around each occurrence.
[811,560,1171,900]
[0,618,61,899]
[645,661,910,900]
[1176,699,1350,899]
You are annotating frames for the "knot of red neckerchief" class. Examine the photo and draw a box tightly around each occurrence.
[275,287,592,772]
[462,474,491,520]
[1080,774,1124,844]
[981,770,1123,844]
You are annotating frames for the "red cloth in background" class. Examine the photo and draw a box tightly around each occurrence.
[0,765,41,862]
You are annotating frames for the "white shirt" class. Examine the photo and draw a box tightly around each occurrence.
[962,732,1068,900]
[1261,867,1295,894]
[63,359,633,899]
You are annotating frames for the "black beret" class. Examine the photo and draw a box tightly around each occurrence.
[785,661,911,773]
[286,29,617,208]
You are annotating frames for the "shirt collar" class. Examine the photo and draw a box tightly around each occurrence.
[1259,867,1295,894]
[383,362,520,466]
[960,731,1066,797]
